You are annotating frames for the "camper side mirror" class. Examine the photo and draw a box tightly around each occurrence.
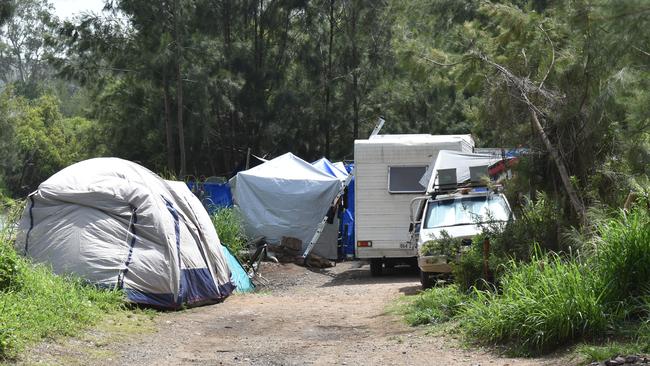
[409,223,414,233]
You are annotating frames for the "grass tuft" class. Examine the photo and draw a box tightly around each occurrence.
[592,209,650,308]
[460,251,611,355]
[211,207,248,260]
[404,285,467,326]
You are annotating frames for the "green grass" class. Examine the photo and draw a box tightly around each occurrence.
[400,207,650,357]
[211,207,248,261]
[460,252,610,355]
[403,285,468,326]
[0,209,126,359]
[592,209,650,308]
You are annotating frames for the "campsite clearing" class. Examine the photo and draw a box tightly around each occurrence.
[20,262,575,365]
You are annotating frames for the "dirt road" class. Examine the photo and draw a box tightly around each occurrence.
[25,261,575,365]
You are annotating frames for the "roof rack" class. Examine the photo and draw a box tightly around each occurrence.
[430,166,503,195]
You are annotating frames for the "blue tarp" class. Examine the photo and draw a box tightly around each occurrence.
[312,158,348,181]
[221,244,254,293]
[187,182,233,214]
[340,174,355,257]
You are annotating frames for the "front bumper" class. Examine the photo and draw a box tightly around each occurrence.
[417,255,453,273]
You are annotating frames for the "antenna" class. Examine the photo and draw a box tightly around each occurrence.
[369,116,385,137]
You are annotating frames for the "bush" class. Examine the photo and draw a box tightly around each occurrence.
[420,230,462,260]
[452,191,561,291]
[211,207,248,260]
[453,236,509,291]
[0,243,21,292]
[592,208,650,307]
[404,285,467,326]
[461,250,611,355]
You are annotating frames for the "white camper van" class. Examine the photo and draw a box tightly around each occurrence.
[354,134,474,275]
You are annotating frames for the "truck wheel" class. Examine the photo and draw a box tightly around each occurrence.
[370,259,383,277]
[420,270,434,289]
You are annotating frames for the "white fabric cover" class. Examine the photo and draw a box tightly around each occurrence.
[332,162,347,175]
[15,158,234,308]
[233,153,341,249]
[421,150,501,192]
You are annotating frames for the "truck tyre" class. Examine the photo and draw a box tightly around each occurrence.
[420,270,433,289]
[370,259,382,277]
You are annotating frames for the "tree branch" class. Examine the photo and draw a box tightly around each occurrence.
[418,53,467,67]
[537,24,555,91]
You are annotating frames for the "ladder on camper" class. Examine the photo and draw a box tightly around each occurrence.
[369,117,385,137]
[300,171,354,264]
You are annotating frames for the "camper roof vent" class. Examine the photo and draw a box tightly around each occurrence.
[469,165,488,184]
[437,168,457,190]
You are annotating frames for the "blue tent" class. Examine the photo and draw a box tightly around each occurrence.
[221,244,254,293]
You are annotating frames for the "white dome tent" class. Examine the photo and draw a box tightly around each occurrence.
[16,158,235,309]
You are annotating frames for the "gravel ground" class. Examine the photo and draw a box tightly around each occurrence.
[19,261,577,365]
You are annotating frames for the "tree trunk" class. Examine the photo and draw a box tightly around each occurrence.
[476,52,587,224]
[163,70,175,173]
[351,2,359,139]
[324,0,335,157]
[176,62,186,178]
[174,0,186,178]
[529,109,586,223]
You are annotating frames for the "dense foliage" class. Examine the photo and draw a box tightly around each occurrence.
[0,0,643,212]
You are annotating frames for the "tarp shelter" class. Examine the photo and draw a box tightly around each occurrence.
[232,153,341,256]
[420,150,503,193]
[312,158,349,181]
[187,181,233,214]
[16,158,235,309]
[311,158,350,259]
[333,162,347,175]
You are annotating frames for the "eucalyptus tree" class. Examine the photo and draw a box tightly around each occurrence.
[0,0,57,97]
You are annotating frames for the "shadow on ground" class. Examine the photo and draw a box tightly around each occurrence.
[315,262,420,288]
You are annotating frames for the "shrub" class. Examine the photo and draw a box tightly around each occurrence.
[0,243,21,292]
[452,191,561,291]
[420,230,461,259]
[211,207,248,260]
[461,250,611,355]
[404,285,467,326]
[453,236,509,291]
[592,208,650,308]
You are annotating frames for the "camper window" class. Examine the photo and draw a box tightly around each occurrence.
[388,166,427,193]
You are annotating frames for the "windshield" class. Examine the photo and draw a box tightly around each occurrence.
[423,195,510,229]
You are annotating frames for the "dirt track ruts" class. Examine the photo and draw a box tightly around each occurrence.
[23,261,575,365]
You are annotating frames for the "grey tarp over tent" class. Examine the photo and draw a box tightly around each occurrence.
[16,158,235,309]
[232,153,341,253]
